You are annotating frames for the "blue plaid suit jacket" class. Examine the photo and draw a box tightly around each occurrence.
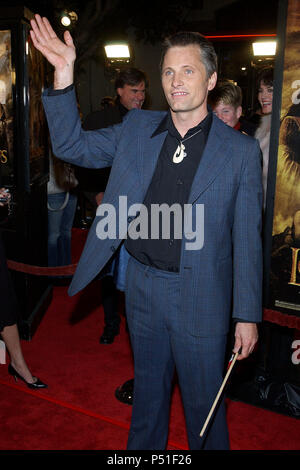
[42,87,263,336]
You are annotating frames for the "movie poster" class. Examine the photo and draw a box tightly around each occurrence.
[0,30,14,183]
[269,0,300,318]
[27,28,47,183]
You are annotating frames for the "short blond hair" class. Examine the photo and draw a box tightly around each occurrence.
[208,80,242,109]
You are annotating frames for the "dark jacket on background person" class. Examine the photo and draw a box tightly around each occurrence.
[75,99,127,192]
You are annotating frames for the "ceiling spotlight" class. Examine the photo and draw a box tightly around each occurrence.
[61,15,71,26]
[104,44,130,59]
[104,43,131,69]
[252,41,277,56]
[60,11,78,27]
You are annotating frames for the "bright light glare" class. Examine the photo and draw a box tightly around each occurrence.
[104,44,130,58]
[252,41,277,56]
[61,15,71,26]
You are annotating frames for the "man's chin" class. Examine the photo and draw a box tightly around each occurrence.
[170,105,190,113]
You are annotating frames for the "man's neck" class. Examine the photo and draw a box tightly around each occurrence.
[170,107,208,138]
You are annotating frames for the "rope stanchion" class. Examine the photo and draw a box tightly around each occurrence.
[7,260,77,276]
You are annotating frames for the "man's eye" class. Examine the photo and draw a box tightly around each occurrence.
[185,69,193,74]
[165,70,173,76]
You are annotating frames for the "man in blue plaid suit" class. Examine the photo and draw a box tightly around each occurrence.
[30,15,262,450]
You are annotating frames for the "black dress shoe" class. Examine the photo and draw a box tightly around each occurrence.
[100,324,120,344]
[115,378,134,405]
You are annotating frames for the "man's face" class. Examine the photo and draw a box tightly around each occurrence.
[117,81,146,110]
[161,45,217,118]
[213,101,242,128]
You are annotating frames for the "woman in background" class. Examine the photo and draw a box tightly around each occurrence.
[254,67,274,209]
[0,187,47,389]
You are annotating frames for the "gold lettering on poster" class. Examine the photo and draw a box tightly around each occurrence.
[289,247,300,286]
[0,149,8,163]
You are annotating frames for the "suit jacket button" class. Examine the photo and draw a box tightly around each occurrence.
[110,246,116,252]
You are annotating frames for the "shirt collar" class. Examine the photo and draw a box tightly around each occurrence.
[115,96,129,117]
[118,101,129,118]
[152,108,212,141]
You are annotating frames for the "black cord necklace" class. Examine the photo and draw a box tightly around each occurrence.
[172,128,202,163]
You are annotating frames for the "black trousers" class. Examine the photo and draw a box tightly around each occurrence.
[101,275,120,328]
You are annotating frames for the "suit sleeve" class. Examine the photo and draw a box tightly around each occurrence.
[42,87,120,169]
[232,139,263,323]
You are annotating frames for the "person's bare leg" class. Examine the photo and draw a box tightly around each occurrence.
[1,324,36,384]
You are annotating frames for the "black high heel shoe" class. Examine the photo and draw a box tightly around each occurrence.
[8,364,48,389]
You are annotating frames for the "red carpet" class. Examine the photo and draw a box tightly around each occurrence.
[0,228,300,451]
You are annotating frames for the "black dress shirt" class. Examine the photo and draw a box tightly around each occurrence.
[125,110,212,272]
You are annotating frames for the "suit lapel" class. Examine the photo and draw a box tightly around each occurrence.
[138,115,168,196]
[188,115,233,204]
[135,112,233,204]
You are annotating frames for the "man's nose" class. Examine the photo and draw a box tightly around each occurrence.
[171,72,184,87]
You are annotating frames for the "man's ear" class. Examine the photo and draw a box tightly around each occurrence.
[208,72,217,92]
[116,87,123,98]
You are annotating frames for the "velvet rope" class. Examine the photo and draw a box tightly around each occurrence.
[264,308,300,331]
[7,259,77,276]
[6,259,300,331]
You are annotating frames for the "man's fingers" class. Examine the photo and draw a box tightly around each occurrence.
[237,346,250,360]
[30,15,59,49]
[233,322,258,361]
[234,338,257,360]
[29,30,52,60]
[30,18,44,43]
[42,16,58,40]
[233,337,241,355]
[29,30,40,50]
[63,30,74,47]
[34,14,52,42]
[30,15,76,70]
[30,19,41,42]
[233,340,249,360]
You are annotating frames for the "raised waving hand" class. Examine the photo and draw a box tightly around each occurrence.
[30,14,76,89]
